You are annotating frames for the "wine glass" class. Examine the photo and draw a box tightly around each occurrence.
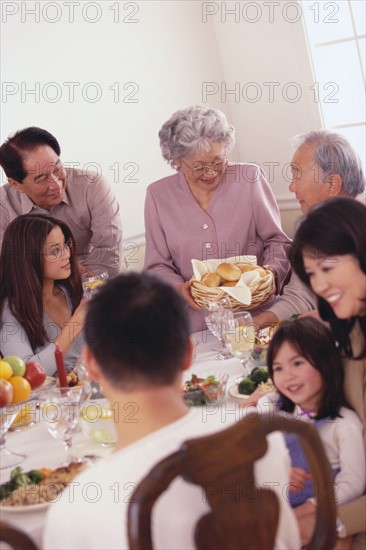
[9,402,37,432]
[0,404,26,469]
[203,297,234,360]
[76,358,104,399]
[224,312,255,376]
[41,384,92,465]
[82,270,109,300]
[0,377,55,469]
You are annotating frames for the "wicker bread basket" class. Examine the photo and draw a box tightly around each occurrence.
[189,262,274,311]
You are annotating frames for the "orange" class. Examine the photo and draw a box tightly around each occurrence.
[0,360,13,380]
[9,376,31,404]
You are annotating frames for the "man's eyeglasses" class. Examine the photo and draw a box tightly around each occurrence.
[181,158,227,177]
[44,238,73,260]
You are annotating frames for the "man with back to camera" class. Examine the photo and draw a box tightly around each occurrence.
[43,271,300,550]
[0,127,122,276]
[253,130,365,328]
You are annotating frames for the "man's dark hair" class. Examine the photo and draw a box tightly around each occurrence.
[0,127,61,182]
[84,272,190,389]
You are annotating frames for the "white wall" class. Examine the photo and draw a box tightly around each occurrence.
[210,1,323,203]
[0,0,327,245]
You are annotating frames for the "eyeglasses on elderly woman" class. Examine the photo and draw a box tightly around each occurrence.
[180,157,228,177]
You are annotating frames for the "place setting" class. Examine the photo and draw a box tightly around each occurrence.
[0,348,115,515]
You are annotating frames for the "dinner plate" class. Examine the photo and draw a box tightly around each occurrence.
[0,501,51,513]
[228,382,250,400]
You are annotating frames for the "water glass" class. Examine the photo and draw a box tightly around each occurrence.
[82,270,109,300]
[224,312,255,375]
[203,297,234,360]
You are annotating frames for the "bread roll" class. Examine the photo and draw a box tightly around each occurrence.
[236,263,267,277]
[216,262,242,282]
[201,272,221,287]
[220,280,237,287]
[236,262,257,273]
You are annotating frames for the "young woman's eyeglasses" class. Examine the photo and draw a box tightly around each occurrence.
[181,158,227,177]
[44,238,73,260]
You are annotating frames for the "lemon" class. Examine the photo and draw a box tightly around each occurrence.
[0,360,13,380]
[226,325,255,354]
[90,429,116,445]
[84,280,105,289]
[12,404,34,425]
[80,404,112,421]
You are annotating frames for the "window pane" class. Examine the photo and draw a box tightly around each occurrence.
[302,1,354,43]
[336,126,366,173]
[359,38,366,78]
[350,0,366,35]
[311,41,365,127]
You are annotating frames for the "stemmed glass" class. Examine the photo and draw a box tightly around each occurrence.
[76,358,104,399]
[82,270,109,300]
[41,382,92,466]
[203,297,234,360]
[224,312,255,376]
[0,404,26,469]
[0,378,55,469]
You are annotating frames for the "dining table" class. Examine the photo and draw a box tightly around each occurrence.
[0,331,250,549]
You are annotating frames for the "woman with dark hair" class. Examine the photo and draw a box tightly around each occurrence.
[0,214,86,375]
[289,198,366,549]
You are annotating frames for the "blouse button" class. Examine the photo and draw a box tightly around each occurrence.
[202,223,209,230]
[205,243,212,249]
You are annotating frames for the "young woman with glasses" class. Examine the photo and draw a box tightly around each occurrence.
[0,214,86,375]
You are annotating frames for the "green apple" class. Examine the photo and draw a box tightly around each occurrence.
[3,355,26,377]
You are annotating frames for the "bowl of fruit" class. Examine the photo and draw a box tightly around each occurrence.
[0,355,54,468]
[0,355,50,407]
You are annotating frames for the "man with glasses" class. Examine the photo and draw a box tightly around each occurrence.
[0,127,122,276]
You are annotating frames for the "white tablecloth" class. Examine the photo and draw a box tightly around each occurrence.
[0,332,247,548]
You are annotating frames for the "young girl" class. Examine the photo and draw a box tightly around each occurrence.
[258,317,365,516]
[0,214,86,375]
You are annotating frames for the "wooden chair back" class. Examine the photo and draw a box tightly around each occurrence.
[0,521,39,550]
[128,413,337,550]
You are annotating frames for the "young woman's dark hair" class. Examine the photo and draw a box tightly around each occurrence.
[289,198,366,359]
[0,214,82,350]
[267,317,348,420]
[0,127,61,183]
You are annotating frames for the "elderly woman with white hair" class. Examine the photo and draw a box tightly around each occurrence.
[144,105,291,332]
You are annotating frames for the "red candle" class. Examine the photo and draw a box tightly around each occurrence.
[55,344,68,388]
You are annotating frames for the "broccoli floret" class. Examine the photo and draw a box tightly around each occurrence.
[0,481,15,501]
[250,367,269,385]
[10,467,22,481]
[0,468,45,502]
[238,377,256,395]
[28,470,44,484]
[13,472,33,488]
